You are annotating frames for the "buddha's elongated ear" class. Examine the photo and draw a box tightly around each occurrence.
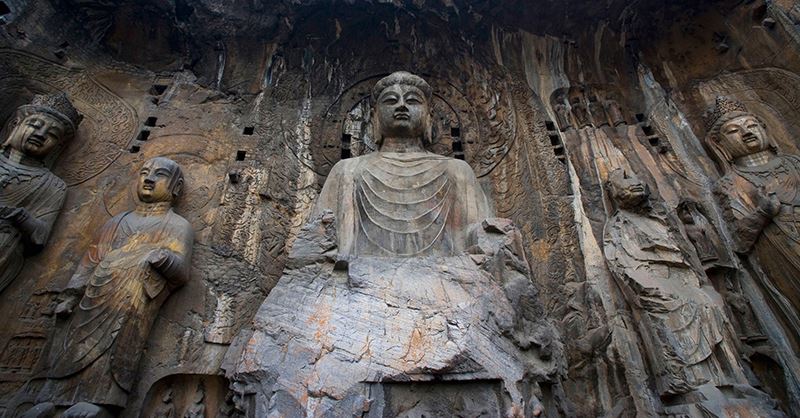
[371,100,383,149]
[171,177,184,200]
[422,107,434,146]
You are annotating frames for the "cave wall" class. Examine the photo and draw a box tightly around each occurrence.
[1,0,799,417]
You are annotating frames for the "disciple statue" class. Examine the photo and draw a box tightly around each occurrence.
[571,96,592,128]
[228,72,564,417]
[24,157,194,418]
[704,95,800,351]
[603,168,780,415]
[588,92,609,127]
[183,385,206,418]
[0,93,82,293]
[605,95,626,126]
[153,389,176,418]
[553,93,573,132]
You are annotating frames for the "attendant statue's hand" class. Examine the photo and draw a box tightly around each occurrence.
[146,248,173,271]
[54,294,79,319]
[0,206,25,222]
[756,190,781,219]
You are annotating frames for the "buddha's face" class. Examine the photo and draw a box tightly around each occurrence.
[137,158,180,203]
[375,84,429,140]
[611,175,649,209]
[9,113,67,159]
[714,114,769,159]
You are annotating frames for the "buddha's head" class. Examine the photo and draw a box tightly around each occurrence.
[137,157,184,204]
[4,93,82,160]
[606,168,650,210]
[371,71,434,148]
[704,96,777,168]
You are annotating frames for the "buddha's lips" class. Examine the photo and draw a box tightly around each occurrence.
[743,134,759,144]
[25,136,44,146]
[394,113,409,120]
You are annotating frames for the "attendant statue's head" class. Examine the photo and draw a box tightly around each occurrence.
[4,93,83,161]
[704,96,777,170]
[371,71,434,150]
[137,157,184,205]
[606,168,650,210]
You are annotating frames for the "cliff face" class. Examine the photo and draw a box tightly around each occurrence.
[1,1,800,417]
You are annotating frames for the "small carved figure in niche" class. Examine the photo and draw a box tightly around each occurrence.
[0,93,82,293]
[154,389,176,418]
[24,157,194,418]
[605,95,626,126]
[588,92,609,127]
[704,96,800,350]
[570,96,592,128]
[724,278,766,343]
[183,384,206,418]
[603,169,779,413]
[553,93,573,132]
[677,200,721,267]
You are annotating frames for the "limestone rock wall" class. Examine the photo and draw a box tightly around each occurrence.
[0,0,799,417]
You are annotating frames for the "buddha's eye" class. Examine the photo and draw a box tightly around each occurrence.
[406,97,421,104]
[381,95,399,104]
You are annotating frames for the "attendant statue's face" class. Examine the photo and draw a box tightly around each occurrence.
[8,113,67,159]
[608,170,649,209]
[714,114,769,159]
[375,83,429,141]
[137,158,183,204]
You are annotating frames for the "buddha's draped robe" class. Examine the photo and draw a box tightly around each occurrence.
[0,152,66,292]
[716,154,800,349]
[40,207,192,408]
[314,151,490,257]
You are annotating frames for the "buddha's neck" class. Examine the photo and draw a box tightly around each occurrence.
[5,148,45,167]
[379,137,425,153]
[734,150,774,168]
[135,201,172,216]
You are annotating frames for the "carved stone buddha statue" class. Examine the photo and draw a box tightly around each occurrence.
[0,93,82,293]
[314,71,489,259]
[23,157,194,418]
[228,72,563,417]
[705,96,800,351]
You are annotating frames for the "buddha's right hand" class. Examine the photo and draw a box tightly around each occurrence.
[54,295,79,318]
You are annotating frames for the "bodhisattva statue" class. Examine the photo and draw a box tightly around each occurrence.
[704,96,800,350]
[24,157,194,418]
[603,168,782,416]
[229,72,563,417]
[0,93,82,293]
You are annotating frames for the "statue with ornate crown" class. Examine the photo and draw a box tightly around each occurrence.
[704,96,800,352]
[226,72,565,417]
[0,93,83,293]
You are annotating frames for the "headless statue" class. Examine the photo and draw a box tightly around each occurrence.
[24,157,193,418]
[0,93,82,293]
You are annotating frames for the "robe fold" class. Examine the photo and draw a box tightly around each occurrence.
[314,151,489,257]
[40,208,192,408]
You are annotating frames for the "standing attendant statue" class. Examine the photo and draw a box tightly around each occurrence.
[0,93,82,293]
[705,96,800,350]
[24,157,194,418]
[603,168,782,416]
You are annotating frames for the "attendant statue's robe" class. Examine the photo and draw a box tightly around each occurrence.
[38,204,193,409]
[315,151,489,258]
[0,151,66,292]
[603,207,744,396]
[715,154,800,348]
